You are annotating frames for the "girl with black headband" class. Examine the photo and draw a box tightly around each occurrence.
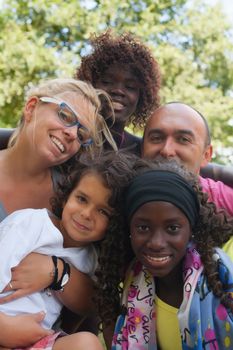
[94,159,233,350]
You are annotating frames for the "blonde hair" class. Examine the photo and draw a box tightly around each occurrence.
[9,78,117,154]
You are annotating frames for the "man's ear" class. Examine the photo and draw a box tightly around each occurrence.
[23,96,39,122]
[201,144,213,167]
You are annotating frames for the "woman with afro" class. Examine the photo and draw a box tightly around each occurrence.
[76,30,161,155]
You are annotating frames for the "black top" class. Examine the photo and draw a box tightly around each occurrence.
[120,130,142,156]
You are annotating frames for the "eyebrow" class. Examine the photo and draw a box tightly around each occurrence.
[147,128,162,135]
[174,129,196,139]
[102,73,138,83]
[76,189,88,197]
[147,128,196,138]
[76,190,113,211]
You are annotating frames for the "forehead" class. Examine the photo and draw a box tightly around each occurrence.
[145,104,206,137]
[132,201,189,221]
[77,172,110,195]
[102,63,138,82]
[54,91,88,110]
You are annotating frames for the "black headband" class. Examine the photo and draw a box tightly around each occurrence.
[125,170,200,227]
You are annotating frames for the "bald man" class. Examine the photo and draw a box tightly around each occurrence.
[142,102,233,216]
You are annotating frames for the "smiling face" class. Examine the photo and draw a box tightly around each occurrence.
[95,63,140,128]
[142,103,212,174]
[23,92,95,167]
[130,201,191,279]
[60,172,113,247]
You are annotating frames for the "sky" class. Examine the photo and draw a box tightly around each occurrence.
[222,0,233,18]
[0,0,233,20]
[0,0,233,25]
[208,0,233,21]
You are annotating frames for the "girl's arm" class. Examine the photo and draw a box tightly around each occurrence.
[55,263,95,315]
[102,322,115,350]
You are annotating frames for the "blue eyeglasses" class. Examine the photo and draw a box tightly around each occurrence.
[40,96,93,146]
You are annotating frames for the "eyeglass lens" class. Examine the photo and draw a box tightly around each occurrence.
[58,104,92,145]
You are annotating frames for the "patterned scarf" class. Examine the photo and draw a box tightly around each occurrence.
[112,244,233,349]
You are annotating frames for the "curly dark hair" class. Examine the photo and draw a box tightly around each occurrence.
[95,159,233,327]
[76,30,161,128]
[51,150,141,219]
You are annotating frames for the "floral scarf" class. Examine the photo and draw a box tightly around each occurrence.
[112,244,233,349]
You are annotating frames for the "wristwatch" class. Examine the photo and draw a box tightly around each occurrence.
[60,268,70,291]
[47,256,71,292]
[54,257,71,292]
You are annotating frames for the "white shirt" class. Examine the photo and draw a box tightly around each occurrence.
[0,208,98,329]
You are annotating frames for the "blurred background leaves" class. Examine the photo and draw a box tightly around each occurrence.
[0,0,232,163]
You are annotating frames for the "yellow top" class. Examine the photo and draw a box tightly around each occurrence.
[222,236,233,262]
[155,296,182,350]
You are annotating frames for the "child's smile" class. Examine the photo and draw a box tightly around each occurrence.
[60,173,113,247]
[130,201,191,279]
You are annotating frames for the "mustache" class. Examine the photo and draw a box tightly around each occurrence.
[144,154,182,165]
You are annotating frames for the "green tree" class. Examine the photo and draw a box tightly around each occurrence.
[0,0,232,163]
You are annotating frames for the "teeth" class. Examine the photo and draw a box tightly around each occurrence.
[51,136,65,153]
[112,102,124,109]
[147,255,170,262]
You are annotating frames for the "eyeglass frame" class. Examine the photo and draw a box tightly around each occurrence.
[39,96,93,146]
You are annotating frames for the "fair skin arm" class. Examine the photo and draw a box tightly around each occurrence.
[0,311,54,348]
[0,253,95,347]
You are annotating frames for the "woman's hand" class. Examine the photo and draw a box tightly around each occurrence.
[0,312,54,348]
[0,252,95,315]
[0,253,53,304]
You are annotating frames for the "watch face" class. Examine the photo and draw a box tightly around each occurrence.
[61,273,69,287]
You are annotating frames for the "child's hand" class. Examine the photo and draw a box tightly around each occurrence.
[0,311,54,348]
[0,253,53,303]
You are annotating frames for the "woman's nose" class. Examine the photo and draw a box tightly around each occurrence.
[63,125,77,141]
[110,83,125,96]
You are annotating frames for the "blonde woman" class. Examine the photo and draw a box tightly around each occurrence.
[0,78,116,349]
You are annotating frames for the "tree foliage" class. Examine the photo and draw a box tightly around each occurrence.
[0,0,232,163]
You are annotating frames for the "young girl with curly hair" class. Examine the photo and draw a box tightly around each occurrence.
[0,151,138,350]
[95,159,233,349]
[76,30,161,154]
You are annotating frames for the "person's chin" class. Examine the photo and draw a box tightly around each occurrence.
[47,150,65,167]
[114,111,130,125]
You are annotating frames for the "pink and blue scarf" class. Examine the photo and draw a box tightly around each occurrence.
[112,244,233,349]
